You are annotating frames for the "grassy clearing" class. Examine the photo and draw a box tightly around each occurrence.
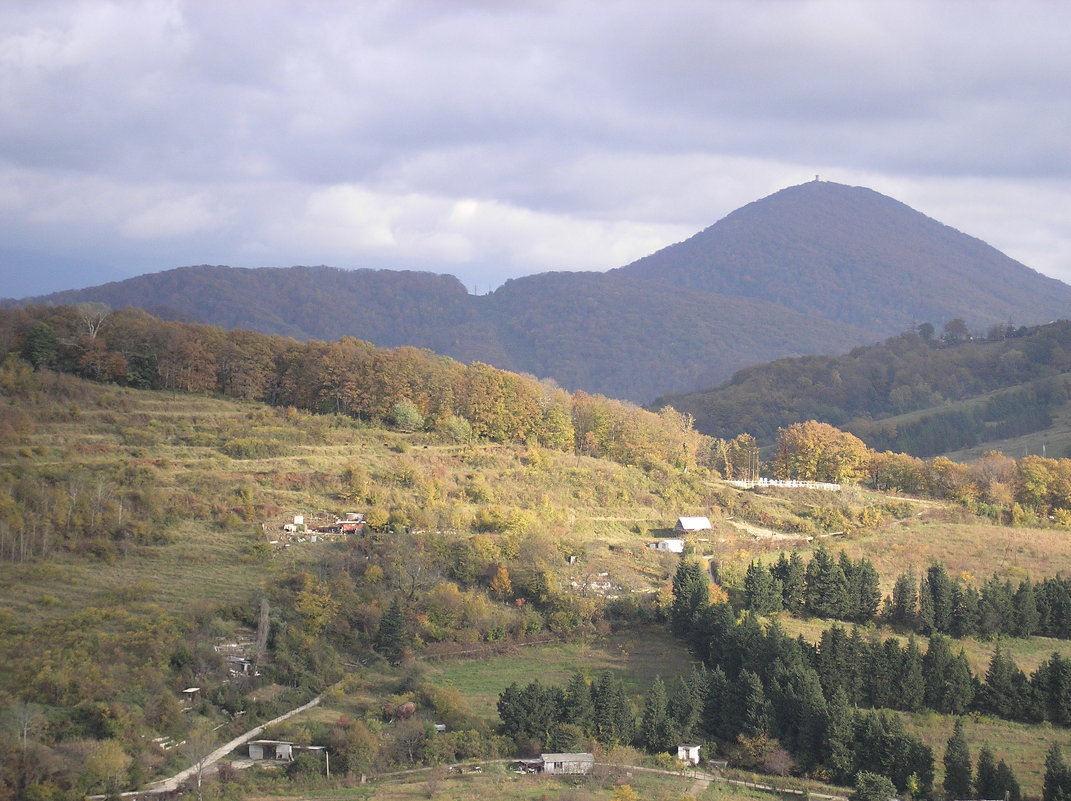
[775,613,1071,675]
[943,400,1071,462]
[422,626,697,721]
[238,761,768,801]
[836,515,1071,590]
[899,711,1071,799]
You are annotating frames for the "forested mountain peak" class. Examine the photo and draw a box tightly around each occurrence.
[9,182,1071,403]
[616,180,1071,333]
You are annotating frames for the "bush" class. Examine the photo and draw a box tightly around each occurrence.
[221,437,286,459]
[852,771,897,801]
[391,401,425,433]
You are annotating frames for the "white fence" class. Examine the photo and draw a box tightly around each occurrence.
[727,478,841,491]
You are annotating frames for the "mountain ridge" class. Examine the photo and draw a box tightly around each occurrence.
[10,181,1071,402]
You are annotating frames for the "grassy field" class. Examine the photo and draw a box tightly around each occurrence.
[900,711,1071,799]
[775,614,1071,676]
[237,760,770,801]
[421,626,697,721]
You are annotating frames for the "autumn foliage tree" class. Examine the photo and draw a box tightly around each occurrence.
[774,420,870,483]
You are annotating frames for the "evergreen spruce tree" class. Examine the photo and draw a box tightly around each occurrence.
[1036,652,1071,726]
[736,669,772,737]
[1013,580,1041,637]
[943,718,973,800]
[670,559,710,638]
[782,551,808,614]
[1044,743,1069,801]
[791,664,829,772]
[864,637,900,710]
[744,561,784,614]
[639,676,676,753]
[817,626,853,703]
[918,572,936,634]
[923,563,954,634]
[824,686,855,784]
[805,545,849,619]
[610,679,635,745]
[980,645,1018,719]
[923,634,955,711]
[592,673,635,746]
[563,672,594,734]
[979,577,1015,637]
[950,581,980,638]
[853,558,882,623]
[374,596,407,664]
[995,759,1021,801]
[702,665,732,741]
[667,672,702,742]
[898,636,927,712]
[890,569,919,628]
[945,651,976,715]
[975,745,999,800]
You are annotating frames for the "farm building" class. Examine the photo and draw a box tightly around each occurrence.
[248,740,293,760]
[650,538,685,553]
[677,743,701,765]
[676,516,712,532]
[539,753,595,775]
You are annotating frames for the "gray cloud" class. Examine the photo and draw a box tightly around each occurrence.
[2,0,1071,299]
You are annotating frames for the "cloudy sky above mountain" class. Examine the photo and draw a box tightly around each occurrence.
[3,0,1071,298]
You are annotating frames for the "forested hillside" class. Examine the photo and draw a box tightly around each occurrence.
[616,181,1071,333]
[12,182,1071,403]
[660,320,1071,456]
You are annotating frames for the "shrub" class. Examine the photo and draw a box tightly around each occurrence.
[221,437,286,459]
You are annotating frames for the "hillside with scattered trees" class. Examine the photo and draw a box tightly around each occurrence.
[6,306,1071,799]
[661,319,1071,457]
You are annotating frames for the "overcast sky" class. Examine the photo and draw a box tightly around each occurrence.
[3,0,1071,298]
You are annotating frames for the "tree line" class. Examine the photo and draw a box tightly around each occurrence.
[711,419,1071,526]
[743,547,1071,642]
[1,303,705,470]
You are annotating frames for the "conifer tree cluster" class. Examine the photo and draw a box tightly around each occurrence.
[744,549,1071,644]
[496,669,707,752]
[665,565,1069,794]
[744,546,879,622]
[940,720,1020,801]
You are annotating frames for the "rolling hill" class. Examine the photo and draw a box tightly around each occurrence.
[657,319,1071,458]
[11,181,1071,403]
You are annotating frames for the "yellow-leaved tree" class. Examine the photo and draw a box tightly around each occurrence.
[773,420,870,484]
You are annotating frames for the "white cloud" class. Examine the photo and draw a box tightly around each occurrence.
[3,0,1071,296]
[119,192,229,239]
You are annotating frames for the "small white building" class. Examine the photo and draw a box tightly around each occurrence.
[540,753,594,775]
[650,538,686,554]
[677,743,702,765]
[676,516,712,532]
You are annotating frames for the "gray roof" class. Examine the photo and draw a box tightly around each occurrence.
[541,752,594,761]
